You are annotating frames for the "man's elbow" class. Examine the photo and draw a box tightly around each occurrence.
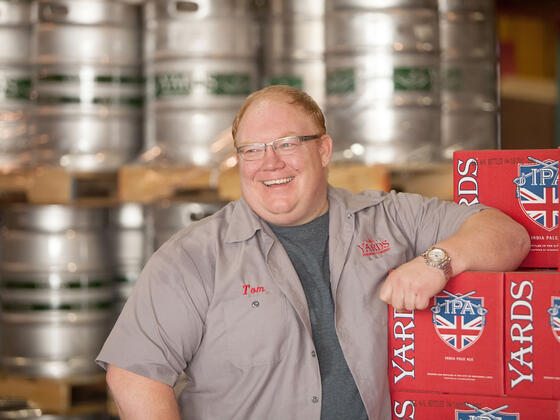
[506,218,531,268]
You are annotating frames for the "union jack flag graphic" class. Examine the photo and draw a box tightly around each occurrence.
[456,403,519,420]
[515,157,559,231]
[431,290,487,352]
[548,297,560,344]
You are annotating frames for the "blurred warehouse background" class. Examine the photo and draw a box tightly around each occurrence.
[0,0,557,418]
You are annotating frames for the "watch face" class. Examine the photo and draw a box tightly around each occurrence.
[429,248,446,262]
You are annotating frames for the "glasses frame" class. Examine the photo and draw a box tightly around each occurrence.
[236,134,323,161]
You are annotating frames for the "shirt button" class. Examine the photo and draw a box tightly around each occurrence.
[311,350,316,358]
[346,213,352,219]
[251,301,260,308]
[312,396,320,404]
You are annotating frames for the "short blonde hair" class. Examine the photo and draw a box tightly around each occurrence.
[231,85,326,143]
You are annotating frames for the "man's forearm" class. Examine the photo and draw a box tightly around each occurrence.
[437,208,530,276]
[107,364,181,420]
[380,208,530,311]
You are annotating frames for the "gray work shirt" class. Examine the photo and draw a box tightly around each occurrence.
[97,186,486,420]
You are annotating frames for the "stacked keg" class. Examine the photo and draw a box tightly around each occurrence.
[144,0,258,165]
[30,0,143,172]
[262,0,325,108]
[109,203,152,314]
[0,204,115,378]
[0,0,32,168]
[153,200,225,249]
[439,0,499,159]
[325,0,440,165]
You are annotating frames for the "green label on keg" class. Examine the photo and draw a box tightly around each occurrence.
[36,95,143,107]
[208,74,251,96]
[0,77,31,100]
[1,301,113,312]
[442,67,463,91]
[155,73,192,98]
[39,74,144,84]
[326,68,355,95]
[393,67,432,91]
[2,278,111,289]
[266,76,303,90]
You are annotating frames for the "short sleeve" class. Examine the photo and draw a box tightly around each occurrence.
[96,239,210,386]
[385,192,489,256]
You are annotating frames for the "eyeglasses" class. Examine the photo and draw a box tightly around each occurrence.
[236,134,323,161]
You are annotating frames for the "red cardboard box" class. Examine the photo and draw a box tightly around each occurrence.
[390,390,560,419]
[505,271,560,399]
[453,149,559,268]
[389,272,504,395]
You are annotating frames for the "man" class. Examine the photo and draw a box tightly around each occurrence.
[97,86,530,419]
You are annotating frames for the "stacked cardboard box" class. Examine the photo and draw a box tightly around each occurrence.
[388,149,560,419]
[454,149,558,268]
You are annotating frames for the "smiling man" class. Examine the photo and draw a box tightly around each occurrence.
[97,86,530,420]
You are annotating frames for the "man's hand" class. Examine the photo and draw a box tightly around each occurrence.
[379,256,447,311]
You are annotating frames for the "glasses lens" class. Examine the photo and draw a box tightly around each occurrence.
[274,136,300,155]
[238,144,265,161]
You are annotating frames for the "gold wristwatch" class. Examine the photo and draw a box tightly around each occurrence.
[422,246,452,280]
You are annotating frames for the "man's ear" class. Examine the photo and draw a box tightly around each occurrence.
[318,134,333,167]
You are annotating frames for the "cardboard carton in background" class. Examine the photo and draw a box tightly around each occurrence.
[453,149,559,268]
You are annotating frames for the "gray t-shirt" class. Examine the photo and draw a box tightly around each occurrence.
[270,212,368,420]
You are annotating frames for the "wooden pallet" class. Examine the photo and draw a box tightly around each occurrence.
[119,164,220,203]
[0,168,33,203]
[0,373,107,415]
[389,162,453,201]
[28,167,119,204]
[0,167,119,204]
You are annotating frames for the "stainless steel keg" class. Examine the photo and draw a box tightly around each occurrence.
[30,0,143,172]
[109,203,152,312]
[152,200,225,249]
[0,204,115,378]
[325,0,440,165]
[144,0,258,165]
[262,0,325,107]
[0,0,32,166]
[439,0,499,159]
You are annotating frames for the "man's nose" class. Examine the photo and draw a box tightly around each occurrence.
[260,144,284,168]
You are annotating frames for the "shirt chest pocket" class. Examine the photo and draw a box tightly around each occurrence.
[223,292,288,369]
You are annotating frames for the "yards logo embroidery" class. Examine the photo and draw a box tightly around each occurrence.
[431,290,487,352]
[548,297,560,343]
[456,403,519,420]
[357,238,390,257]
[513,157,558,231]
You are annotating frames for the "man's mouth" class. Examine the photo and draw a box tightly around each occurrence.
[263,177,294,186]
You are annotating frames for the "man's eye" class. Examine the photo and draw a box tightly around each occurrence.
[278,141,296,149]
[244,147,260,154]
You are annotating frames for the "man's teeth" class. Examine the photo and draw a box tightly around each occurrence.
[263,177,294,186]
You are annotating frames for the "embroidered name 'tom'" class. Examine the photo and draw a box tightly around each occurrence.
[242,284,266,295]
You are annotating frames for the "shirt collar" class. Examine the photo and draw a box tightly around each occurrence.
[224,197,265,243]
[327,185,386,214]
[224,185,387,243]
